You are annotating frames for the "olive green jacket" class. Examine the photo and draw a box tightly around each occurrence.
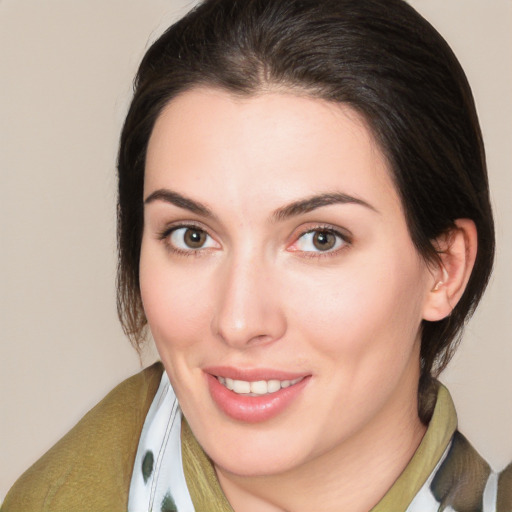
[2,363,163,512]
[2,363,230,512]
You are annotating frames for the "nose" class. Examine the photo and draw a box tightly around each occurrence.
[211,253,287,349]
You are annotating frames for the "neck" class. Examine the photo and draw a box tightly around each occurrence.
[215,373,426,512]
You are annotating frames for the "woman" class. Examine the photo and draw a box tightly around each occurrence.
[3,0,511,510]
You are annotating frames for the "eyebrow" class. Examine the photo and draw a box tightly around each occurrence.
[272,192,378,221]
[144,189,214,218]
[144,188,377,221]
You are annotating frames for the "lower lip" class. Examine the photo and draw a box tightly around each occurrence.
[206,373,310,423]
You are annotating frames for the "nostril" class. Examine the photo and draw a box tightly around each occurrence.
[211,312,286,349]
[211,261,287,348]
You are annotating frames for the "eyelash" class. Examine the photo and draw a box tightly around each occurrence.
[289,225,352,259]
[158,222,217,257]
[157,223,352,258]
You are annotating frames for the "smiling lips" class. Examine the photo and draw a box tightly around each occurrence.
[205,369,310,423]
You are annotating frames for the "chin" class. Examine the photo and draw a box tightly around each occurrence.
[190,415,317,478]
[212,447,304,478]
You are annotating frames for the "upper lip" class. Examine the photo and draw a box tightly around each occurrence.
[204,366,310,381]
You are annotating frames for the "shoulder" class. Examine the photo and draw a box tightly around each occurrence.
[2,362,164,512]
[429,431,512,512]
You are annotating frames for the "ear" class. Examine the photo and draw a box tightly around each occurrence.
[422,219,478,322]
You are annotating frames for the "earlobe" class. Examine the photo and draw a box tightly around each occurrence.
[422,219,478,322]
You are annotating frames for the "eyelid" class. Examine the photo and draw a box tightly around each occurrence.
[287,224,352,256]
[157,221,221,254]
[157,220,208,239]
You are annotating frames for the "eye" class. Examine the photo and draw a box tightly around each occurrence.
[293,228,347,253]
[168,226,218,251]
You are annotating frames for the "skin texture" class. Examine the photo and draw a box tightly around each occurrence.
[139,88,475,512]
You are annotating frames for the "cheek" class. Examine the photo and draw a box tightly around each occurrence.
[284,246,428,368]
[139,243,213,353]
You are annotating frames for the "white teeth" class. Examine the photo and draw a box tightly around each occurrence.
[267,380,281,393]
[232,380,251,394]
[217,376,304,395]
[250,380,268,394]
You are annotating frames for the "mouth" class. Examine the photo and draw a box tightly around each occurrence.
[216,376,305,396]
[205,368,310,423]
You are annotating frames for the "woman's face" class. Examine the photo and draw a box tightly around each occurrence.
[140,88,433,477]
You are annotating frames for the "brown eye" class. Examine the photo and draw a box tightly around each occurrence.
[168,226,217,251]
[312,231,337,251]
[183,228,207,248]
[293,228,346,254]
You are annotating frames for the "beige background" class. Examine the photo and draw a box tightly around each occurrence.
[1,0,511,498]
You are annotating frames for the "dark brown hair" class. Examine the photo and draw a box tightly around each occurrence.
[117,0,494,410]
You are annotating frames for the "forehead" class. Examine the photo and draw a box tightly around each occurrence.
[144,87,400,216]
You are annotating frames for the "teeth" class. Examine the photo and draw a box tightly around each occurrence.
[250,380,268,394]
[217,376,303,396]
[233,380,251,394]
[267,380,281,393]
